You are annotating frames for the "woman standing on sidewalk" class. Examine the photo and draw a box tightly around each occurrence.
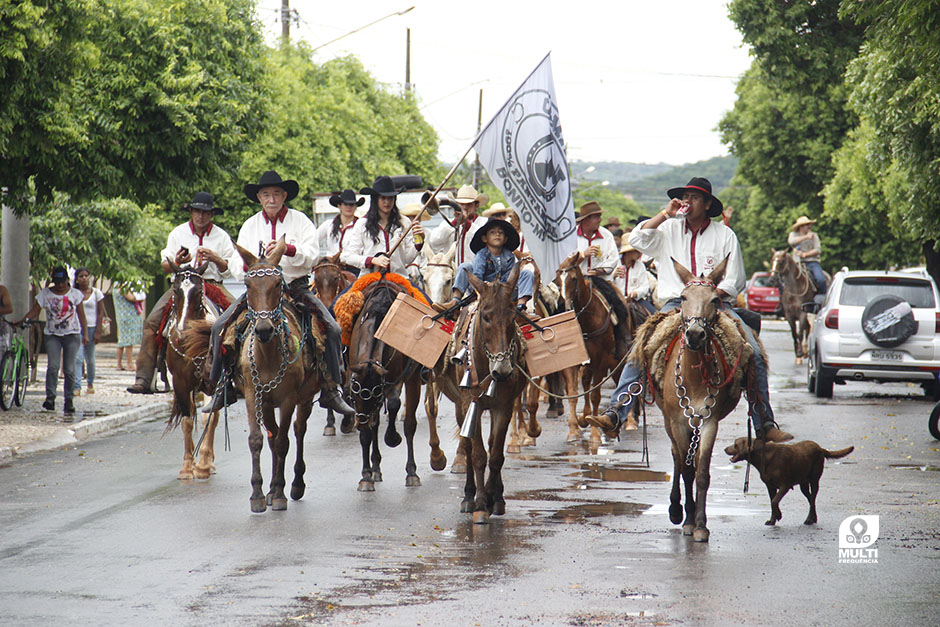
[14,266,88,416]
[113,284,145,371]
[72,268,105,396]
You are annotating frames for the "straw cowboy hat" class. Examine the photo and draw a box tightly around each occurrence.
[329,189,366,207]
[481,202,515,219]
[576,201,603,223]
[244,170,299,203]
[666,177,723,218]
[359,175,402,197]
[183,191,223,214]
[619,242,638,255]
[400,203,431,222]
[791,215,817,231]
[469,218,521,253]
[449,184,489,206]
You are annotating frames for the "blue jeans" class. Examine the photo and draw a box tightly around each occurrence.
[74,325,97,390]
[453,262,535,301]
[805,261,827,294]
[606,298,774,430]
[45,333,81,403]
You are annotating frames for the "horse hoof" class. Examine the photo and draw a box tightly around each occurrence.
[373,471,383,482]
[692,528,710,543]
[526,426,542,439]
[430,452,447,472]
[385,432,402,448]
[451,462,467,475]
[250,498,266,513]
[358,480,375,492]
[193,467,210,480]
[460,500,474,513]
[795,357,803,366]
[521,436,537,447]
[682,524,695,536]
[291,484,306,500]
[271,498,288,511]
[492,501,506,516]
[266,493,274,506]
[322,426,336,436]
[506,444,521,454]
[405,475,421,487]
[472,510,490,525]
[576,415,589,429]
[623,418,638,431]
[340,417,355,434]
[567,431,581,443]
[177,471,194,481]
[669,503,684,525]
[210,464,217,475]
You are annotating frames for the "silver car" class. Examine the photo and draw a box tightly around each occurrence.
[807,269,940,398]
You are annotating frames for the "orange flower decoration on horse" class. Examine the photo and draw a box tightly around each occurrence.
[334,272,429,345]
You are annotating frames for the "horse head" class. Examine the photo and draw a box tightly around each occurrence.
[555,250,586,311]
[467,262,520,381]
[167,259,210,332]
[673,255,729,352]
[237,239,287,344]
[768,248,794,286]
[348,282,400,414]
[422,242,457,305]
[314,252,352,307]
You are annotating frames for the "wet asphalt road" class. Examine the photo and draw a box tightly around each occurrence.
[1,319,938,626]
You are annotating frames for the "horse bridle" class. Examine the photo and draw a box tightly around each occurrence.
[244,266,288,326]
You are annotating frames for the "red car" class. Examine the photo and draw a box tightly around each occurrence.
[745,272,782,314]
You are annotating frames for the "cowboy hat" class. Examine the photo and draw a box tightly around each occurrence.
[359,175,402,197]
[244,171,299,204]
[604,216,622,227]
[576,201,603,223]
[183,191,223,214]
[619,242,638,255]
[469,218,520,253]
[329,189,366,208]
[791,215,817,231]
[666,177,723,218]
[400,203,431,222]
[481,202,515,219]
[449,184,489,206]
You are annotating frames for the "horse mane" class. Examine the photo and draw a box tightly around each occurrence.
[589,276,629,326]
[180,320,212,360]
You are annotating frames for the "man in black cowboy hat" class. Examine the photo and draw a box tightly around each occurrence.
[202,171,354,418]
[127,191,237,394]
[318,189,365,267]
[587,177,793,443]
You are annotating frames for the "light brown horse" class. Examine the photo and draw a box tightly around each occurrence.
[164,261,220,480]
[642,257,752,542]
[236,244,321,512]
[346,278,446,491]
[313,253,356,436]
[770,248,819,364]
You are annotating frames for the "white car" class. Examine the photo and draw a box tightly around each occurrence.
[807,269,940,398]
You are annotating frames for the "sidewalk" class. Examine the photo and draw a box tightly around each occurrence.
[0,343,170,461]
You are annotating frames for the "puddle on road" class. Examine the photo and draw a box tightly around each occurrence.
[890,464,940,472]
[529,500,651,523]
[566,463,670,483]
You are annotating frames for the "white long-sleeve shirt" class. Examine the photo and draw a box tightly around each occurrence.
[317,216,359,260]
[340,217,420,276]
[428,214,484,265]
[615,260,651,300]
[235,207,318,283]
[628,218,745,302]
[161,221,237,282]
[576,225,619,281]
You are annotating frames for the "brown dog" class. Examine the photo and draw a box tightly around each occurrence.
[724,437,853,526]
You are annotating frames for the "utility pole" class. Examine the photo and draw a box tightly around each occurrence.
[1,195,30,319]
[405,28,412,92]
[281,0,290,40]
[472,89,483,189]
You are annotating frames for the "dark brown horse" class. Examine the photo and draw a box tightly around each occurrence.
[770,248,819,364]
[164,261,220,480]
[346,279,446,491]
[313,253,356,436]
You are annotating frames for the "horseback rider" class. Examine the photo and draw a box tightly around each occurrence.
[127,192,236,394]
[317,188,364,275]
[201,170,354,418]
[427,185,489,268]
[787,215,827,301]
[586,177,793,443]
[575,202,619,281]
[613,242,656,314]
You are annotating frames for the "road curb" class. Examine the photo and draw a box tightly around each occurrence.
[0,400,170,461]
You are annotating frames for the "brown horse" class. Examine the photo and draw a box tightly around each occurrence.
[458,263,533,523]
[346,278,446,491]
[164,261,221,480]
[313,253,356,436]
[637,257,753,542]
[236,244,321,512]
[770,248,818,364]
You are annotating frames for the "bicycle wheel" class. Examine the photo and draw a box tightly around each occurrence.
[0,351,15,410]
[14,349,28,406]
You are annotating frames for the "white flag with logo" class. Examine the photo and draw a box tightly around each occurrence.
[473,53,576,274]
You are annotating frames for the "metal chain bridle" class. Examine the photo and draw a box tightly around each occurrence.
[676,315,719,468]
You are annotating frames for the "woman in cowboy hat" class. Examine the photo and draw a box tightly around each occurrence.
[575,201,619,281]
[317,189,365,268]
[787,215,827,295]
[613,242,655,313]
[427,184,489,267]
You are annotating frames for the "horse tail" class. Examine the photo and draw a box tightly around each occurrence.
[824,445,854,459]
[165,399,187,434]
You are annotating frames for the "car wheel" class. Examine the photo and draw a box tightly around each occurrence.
[807,355,817,393]
[814,352,834,398]
[861,294,917,348]
[922,378,940,402]
[929,402,940,441]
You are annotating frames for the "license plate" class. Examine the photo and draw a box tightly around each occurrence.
[871,350,903,362]
[765,295,779,302]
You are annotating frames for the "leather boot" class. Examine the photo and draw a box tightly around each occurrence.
[585,409,620,435]
[319,386,355,418]
[126,378,154,394]
[202,378,237,414]
[756,423,794,443]
[432,298,460,313]
[127,327,159,393]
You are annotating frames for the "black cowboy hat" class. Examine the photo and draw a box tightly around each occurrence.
[329,189,366,208]
[359,175,402,197]
[667,177,723,218]
[244,170,299,204]
[183,191,223,214]
[469,218,521,254]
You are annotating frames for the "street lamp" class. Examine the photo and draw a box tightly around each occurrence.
[310,6,415,53]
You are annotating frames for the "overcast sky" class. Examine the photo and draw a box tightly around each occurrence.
[258,1,752,166]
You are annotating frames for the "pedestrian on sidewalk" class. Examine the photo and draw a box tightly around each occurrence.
[14,266,88,416]
[113,283,145,371]
[72,268,105,396]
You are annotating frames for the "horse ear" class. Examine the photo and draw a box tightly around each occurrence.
[770,247,777,256]
[706,254,730,285]
[466,271,485,295]
[236,244,257,269]
[327,251,341,264]
[504,261,521,293]
[266,236,287,267]
[195,261,210,275]
[166,257,182,274]
[422,239,435,261]
[671,256,695,284]
[443,242,457,266]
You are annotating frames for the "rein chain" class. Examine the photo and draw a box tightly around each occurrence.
[676,315,722,468]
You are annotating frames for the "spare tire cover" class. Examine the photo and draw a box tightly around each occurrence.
[861,294,917,348]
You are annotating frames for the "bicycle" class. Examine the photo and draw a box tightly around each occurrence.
[0,319,42,410]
